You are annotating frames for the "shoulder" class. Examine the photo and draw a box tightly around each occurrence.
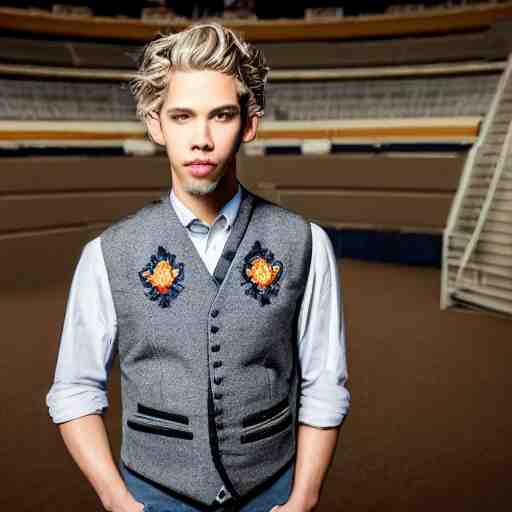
[100,196,166,243]
[70,235,106,283]
[250,189,310,232]
[308,222,339,279]
[310,222,334,247]
[81,235,102,257]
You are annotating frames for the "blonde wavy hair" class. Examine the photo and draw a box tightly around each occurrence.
[129,22,270,133]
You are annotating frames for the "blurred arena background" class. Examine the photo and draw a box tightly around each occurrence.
[0,1,511,510]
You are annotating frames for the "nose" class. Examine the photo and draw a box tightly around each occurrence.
[191,120,214,152]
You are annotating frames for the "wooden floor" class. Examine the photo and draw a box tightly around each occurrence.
[2,258,510,511]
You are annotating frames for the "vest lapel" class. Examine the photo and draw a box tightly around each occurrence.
[159,184,255,288]
[213,185,254,286]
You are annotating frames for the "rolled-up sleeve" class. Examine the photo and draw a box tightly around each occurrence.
[46,236,117,424]
[297,223,350,428]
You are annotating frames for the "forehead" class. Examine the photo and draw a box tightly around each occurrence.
[164,69,239,108]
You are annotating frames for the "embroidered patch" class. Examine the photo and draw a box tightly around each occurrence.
[139,246,185,308]
[240,241,283,306]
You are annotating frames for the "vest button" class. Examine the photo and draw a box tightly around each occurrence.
[211,344,220,352]
[214,407,223,416]
[210,325,219,333]
[216,422,224,430]
[214,392,223,400]
[214,376,223,385]
[211,309,219,318]
[213,361,222,368]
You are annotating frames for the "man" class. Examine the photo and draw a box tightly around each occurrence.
[46,22,349,512]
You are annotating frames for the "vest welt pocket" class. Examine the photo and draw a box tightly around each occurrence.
[242,396,289,428]
[240,398,292,444]
[127,419,193,440]
[127,403,193,440]
[137,403,189,425]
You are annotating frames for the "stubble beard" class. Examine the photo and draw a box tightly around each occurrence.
[183,177,222,196]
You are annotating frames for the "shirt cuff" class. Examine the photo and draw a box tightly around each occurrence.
[298,393,350,428]
[46,385,109,424]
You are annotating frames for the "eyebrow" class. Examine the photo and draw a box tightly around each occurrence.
[165,104,240,116]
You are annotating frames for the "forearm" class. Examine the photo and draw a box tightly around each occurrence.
[58,413,140,512]
[287,423,340,511]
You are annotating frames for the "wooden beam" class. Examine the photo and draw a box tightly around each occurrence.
[0,118,481,142]
[256,118,481,140]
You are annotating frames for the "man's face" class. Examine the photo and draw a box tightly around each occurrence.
[147,69,258,197]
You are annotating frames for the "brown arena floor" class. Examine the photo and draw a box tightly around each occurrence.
[2,258,510,511]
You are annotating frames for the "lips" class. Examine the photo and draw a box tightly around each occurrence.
[185,160,217,178]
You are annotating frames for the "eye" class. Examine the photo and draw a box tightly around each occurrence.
[215,111,237,122]
[171,114,189,122]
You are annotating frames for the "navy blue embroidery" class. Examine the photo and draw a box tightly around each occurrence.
[240,241,283,306]
[139,246,185,308]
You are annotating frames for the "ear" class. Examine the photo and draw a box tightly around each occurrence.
[145,111,166,146]
[241,114,259,144]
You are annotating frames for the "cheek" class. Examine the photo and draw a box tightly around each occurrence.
[163,127,187,152]
[215,124,242,152]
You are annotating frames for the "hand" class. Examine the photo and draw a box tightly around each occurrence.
[106,493,145,512]
[122,500,144,512]
[270,496,318,512]
[270,502,313,512]
[124,499,144,512]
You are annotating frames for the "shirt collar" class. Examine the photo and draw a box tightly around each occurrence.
[169,183,242,232]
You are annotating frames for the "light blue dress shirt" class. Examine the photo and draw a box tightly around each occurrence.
[46,184,350,428]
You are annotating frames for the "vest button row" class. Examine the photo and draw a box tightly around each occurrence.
[210,325,219,333]
[211,344,220,352]
[214,376,223,385]
[213,361,222,368]
[211,309,219,318]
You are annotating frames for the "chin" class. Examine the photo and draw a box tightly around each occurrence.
[184,178,221,196]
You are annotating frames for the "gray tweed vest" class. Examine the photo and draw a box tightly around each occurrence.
[100,184,312,507]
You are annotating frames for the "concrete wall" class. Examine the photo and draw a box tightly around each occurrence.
[238,152,466,232]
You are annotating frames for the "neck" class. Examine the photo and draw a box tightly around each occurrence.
[173,174,239,226]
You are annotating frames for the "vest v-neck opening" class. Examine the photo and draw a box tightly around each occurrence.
[161,185,255,289]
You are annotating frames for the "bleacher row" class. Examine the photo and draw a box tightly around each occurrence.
[0,74,500,122]
[265,75,498,120]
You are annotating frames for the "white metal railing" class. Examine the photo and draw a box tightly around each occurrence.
[453,120,512,289]
[441,53,512,309]
[444,54,512,237]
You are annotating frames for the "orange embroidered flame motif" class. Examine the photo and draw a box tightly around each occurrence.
[142,260,179,294]
[139,246,185,308]
[246,257,281,288]
[240,241,283,306]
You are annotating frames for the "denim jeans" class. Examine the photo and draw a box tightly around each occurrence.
[119,460,295,512]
